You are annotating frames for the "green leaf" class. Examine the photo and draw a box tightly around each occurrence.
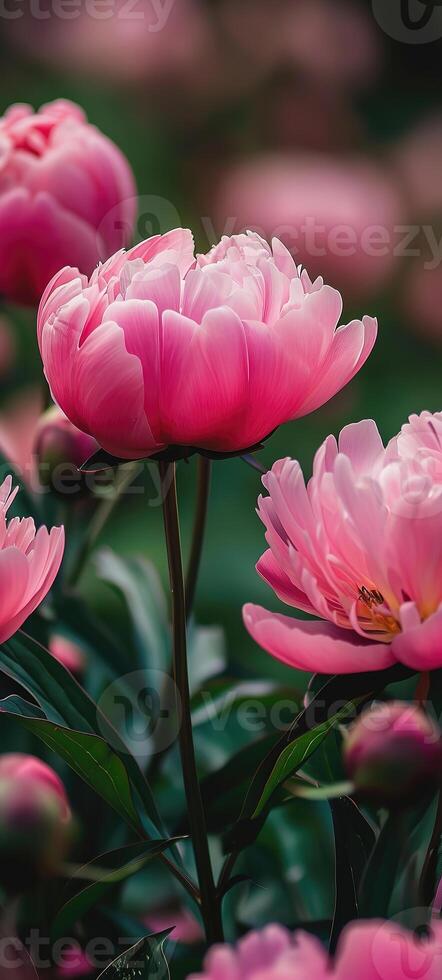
[359,812,408,918]
[0,631,162,839]
[96,931,171,980]
[0,699,142,835]
[250,701,357,820]
[52,841,184,942]
[329,797,376,952]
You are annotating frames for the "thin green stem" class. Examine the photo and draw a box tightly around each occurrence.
[159,460,223,945]
[185,456,212,620]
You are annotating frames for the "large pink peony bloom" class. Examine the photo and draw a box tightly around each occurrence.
[0,100,136,306]
[0,476,64,642]
[37,229,376,460]
[244,412,442,674]
[188,919,442,979]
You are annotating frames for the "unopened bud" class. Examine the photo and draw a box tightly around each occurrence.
[0,754,72,892]
[344,701,442,808]
[34,405,98,491]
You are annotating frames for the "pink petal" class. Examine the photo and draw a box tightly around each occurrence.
[243,604,396,674]
[160,307,249,450]
[74,320,161,458]
[392,605,442,670]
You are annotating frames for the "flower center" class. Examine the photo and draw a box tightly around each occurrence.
[357,585,401,638]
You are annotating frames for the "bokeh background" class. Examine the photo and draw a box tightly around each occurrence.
[1,0,442,688]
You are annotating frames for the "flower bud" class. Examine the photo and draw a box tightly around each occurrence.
[34,405,98,492]
[344,701,442,807]
[0,754,72,892]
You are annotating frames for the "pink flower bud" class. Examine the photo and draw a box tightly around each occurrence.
[0,754,72,891]
[345,702,442,807]
[34,405,98,487]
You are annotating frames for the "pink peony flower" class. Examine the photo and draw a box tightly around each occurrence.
[0,100,136,306]
[212,155,402,301]
[244,412,442,674]
[188,919,442,979]
[37,229,377,460]
[0,475,64,642]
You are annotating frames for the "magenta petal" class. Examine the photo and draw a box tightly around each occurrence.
[243,604,396,674]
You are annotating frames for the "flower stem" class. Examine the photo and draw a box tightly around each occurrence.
[185,456,212,620]
[159,460,223,945]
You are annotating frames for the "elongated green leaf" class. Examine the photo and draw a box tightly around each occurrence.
[251,701,357,820]
[329,797,376,952]
[0,699,142,834]
[97,931,171,980]
[52,840,184,941]
[359,812,408,918]
[0,631,162,838]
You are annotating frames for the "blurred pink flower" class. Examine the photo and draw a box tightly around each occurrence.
[147,906,203,945]
[393,116,442,218]
[37,228,376,459]
[55,946,93,977]
[244,413,442,674]
[0,388,44,480]
[403,262,442,345]
[220,0,381,89]
[0,100,136,306]
[212,154,402,301]
[0,476,64,642]
[9,0,212,89]
[188,919,442,979]
[49,635,85,676]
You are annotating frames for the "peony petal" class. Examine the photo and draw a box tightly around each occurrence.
[392,605,442,670]
[243,604,396,674]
